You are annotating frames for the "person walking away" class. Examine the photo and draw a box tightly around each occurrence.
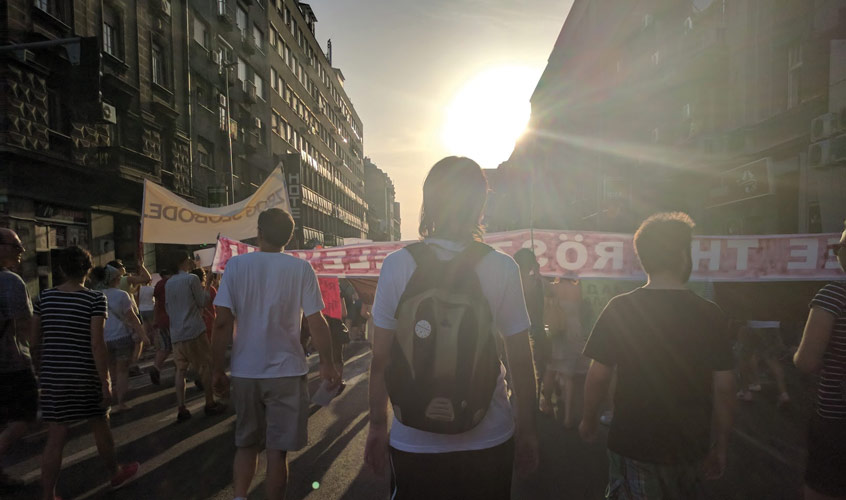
[794,221,846,500]
[138,280,155,348]
[149,269,173,385]
[92,265,148,412]
[0,228,37,493]
[32,247,139,500]
[735,319,791,407]
[513,248,548,408]
[190,268,217,341]
[166,251,225,422]
[212,208,340,500]
[108,259,150,376]
[364,157,539,500]
[580,212,736,499]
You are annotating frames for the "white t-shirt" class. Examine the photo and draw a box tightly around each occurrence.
[103,287,138,342]
[372,239,531,454]
[138,285,155,312]
[214,251,325,378]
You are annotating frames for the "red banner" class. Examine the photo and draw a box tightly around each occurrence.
[213,231,843,282]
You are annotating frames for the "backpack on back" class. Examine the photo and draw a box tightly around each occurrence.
[385,241,501,434]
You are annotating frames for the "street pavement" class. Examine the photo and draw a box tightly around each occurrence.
[3,343,814,499]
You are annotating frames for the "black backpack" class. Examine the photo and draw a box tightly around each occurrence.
[385,241,501,434]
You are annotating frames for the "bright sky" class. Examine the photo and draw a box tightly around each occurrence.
[309,0,574,240]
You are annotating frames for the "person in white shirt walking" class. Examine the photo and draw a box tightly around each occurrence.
[212,208,340,500]
[165,251,225,423]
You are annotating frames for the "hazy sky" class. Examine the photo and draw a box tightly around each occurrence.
[308,0,574,240]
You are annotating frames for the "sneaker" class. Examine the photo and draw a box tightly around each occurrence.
[599,410,614,426]
[110,462,140,490]
[176,406,192,423]
[148,366,161,386]
[0,470,24,493]
[128,365,143,377]
[204,402,226,416]
[736,390,754,401]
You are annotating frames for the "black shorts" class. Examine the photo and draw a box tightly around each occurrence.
[389,438,515,500]
[805,413,846,497]
[0,369,38,424]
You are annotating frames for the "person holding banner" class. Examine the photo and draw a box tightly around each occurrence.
[211,208,340,500]
[794,223,846,500]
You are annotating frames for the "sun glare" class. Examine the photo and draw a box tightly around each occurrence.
[441,65,542,169]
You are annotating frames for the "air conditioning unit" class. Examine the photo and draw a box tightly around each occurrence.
[218,94,227,106]
[809,140,831,168]
[101,102,117,124]
[811,112,840,142]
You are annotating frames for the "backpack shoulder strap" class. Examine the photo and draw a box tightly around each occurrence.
[404,242,438,268]
[458,241,494,268]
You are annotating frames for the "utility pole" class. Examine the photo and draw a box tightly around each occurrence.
[221,62,237,204]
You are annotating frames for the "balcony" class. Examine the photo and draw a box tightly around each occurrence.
[97,145,160,177]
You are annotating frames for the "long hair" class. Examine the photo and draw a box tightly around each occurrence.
[418,156,488,242]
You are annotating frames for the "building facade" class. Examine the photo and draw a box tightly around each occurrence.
[364,157,400,242]
[1,0,368,291]
[495,0,846,236]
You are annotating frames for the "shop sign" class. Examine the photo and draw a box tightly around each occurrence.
[707,158,773,208]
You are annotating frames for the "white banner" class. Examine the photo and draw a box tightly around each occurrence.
[141,168,290,244]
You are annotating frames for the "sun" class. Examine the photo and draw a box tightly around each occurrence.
[441,65,542,169]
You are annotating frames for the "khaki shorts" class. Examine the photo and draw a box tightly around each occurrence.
[173,334,211,375]
[231,376,309,451]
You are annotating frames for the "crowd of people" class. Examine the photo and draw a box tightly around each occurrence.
[0,155,844,500]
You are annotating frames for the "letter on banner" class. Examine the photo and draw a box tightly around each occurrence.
[692,239,721,271]
[726,239,759,271]
[787,238,818,270]
[594,242,623,270]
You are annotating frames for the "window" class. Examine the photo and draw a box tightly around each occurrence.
[252,24,264,51]
[237,57,247,84]
[236,5,248,36]
[270,67,277,90]
[103,5,122,58]
[196,84,206,108]
[254,73,265,100]
[197,142,212,169]
[152,43,167,87]
[788,44,802,109]
[193,16,209,48]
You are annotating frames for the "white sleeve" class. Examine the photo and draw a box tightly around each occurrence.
[492,254,531,337]
[213,262,235,312]
[372,250,414,331]
[301,263,325,317]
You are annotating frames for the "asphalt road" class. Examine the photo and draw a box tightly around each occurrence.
[3,344,814,499]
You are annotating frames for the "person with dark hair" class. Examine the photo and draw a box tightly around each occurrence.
[149,269,173,385]
[212,208,339,500]
[166,250,224,422]
[190,268,217,341]
[365,157,539,499]
[513,248,549,406]
[106,259,150,377]
[794,220,846,500]
[580,212,736,498]
[31,247,139,499]
[0,228,36,493]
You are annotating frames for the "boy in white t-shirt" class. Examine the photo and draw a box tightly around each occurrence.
[212,208,340,500]
[364,157,539,499]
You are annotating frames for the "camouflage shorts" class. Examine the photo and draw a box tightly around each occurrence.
[605,451,702,500]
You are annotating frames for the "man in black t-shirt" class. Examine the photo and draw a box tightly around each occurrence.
[579,212,735,499]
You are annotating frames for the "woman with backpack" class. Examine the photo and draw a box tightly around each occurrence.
[364,156,539,499]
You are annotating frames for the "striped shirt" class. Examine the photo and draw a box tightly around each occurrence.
[810,281,846,420]
[34,288,108,422]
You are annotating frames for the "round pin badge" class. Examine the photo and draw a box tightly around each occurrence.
[414,320,432,339]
